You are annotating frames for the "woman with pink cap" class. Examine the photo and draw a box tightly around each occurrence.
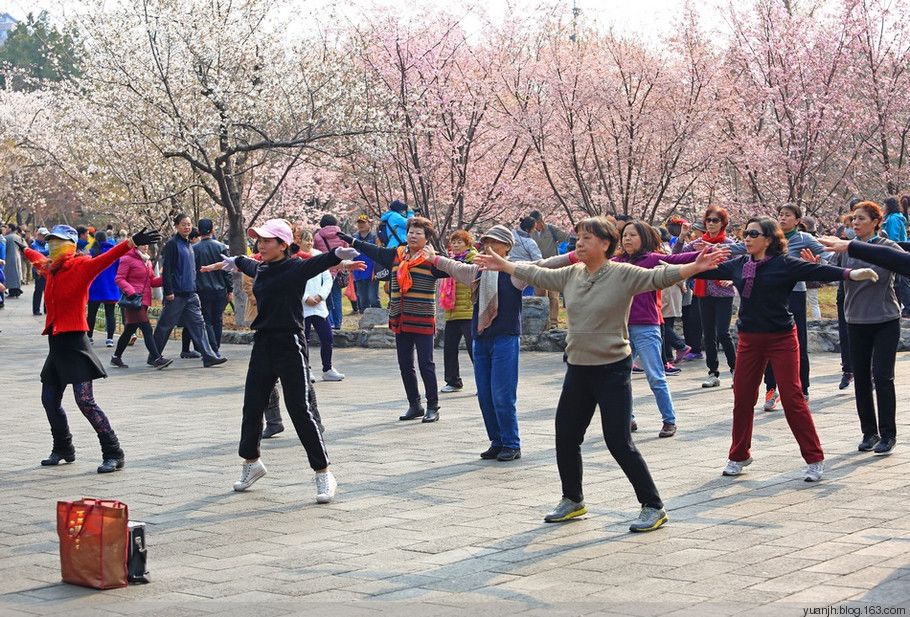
[202,219,362,503]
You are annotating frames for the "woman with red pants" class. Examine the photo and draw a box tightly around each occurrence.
[25,224,161,472]
[694,217,877,482]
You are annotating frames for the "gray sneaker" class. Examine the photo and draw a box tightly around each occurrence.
[722,457,753,476]
[804,461,824,482]
[702,374,721,388]
[543,497,587,523]
[629,506,669,532]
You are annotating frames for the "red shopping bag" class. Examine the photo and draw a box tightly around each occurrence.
[57,498,129,589]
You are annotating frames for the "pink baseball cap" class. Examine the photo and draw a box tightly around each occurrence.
[248,219,293,245]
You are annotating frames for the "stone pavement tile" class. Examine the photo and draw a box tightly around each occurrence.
[806,553,887,576]
[774,540,859,562]
[766,529,847,548]
[748,570,838,594]
[832,566,901,589]
[854,579,910,604]
[778,584,867,604]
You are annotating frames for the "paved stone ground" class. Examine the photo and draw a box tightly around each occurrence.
[0,290,908,617]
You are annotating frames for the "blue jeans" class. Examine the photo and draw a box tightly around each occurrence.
[628,325,676,425]
[327,278,343,329]
[473,335,520,449]
[354,279,380,310]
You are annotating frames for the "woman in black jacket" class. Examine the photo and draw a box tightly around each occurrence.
[202,219,361,503]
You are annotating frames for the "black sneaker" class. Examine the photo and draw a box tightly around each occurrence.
[873,437,896,456]
[496,447,521,461]
[110,356,128,369]
[262,425,285,439]
[154,357,174,370]
[480,446,502,460]
[839,372,853,390]
[203,357,228,368]
[858,434,880,452]
[399,406,425,421]
[181,350,202,359]
[422,407,440,423]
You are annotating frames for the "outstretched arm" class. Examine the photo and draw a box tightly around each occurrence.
[432,255,479,285]
[339,232,397,269]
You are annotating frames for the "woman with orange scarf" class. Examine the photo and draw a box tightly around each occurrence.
[339,217,449,423]
[673,206,738,388]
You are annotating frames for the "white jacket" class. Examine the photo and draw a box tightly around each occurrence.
[302,248,333,319]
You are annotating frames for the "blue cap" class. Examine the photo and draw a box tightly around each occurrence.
[46,224,78,244]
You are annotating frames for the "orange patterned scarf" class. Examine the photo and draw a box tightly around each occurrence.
[395,246,427,294]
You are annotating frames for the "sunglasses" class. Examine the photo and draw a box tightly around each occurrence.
[743,230,767,239]
[704,217,722,224]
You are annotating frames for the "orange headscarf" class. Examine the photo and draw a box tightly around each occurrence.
[395,245,427,294]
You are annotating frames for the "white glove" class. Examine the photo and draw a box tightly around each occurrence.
[220,255,239,273]
[335,246,359,260]
[849,268,878,282]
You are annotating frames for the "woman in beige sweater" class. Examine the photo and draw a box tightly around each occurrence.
[475,216,727,533]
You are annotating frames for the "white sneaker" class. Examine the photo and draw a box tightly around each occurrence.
[233,459,267,491]
[322,368,345,382]
[804,461,824,482]
[315,470,337,503]
[440,384,462,393]
[702,374,721,388]
[722,457,753,476]
[105,338,114,347]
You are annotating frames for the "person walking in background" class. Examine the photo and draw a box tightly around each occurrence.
[153,213,226,368]
[313,214,349,330]
[3,223,26,298]
[193,218,233,353]
[25,225,161,473]
[30,227,49,315]
[475,216,728,532]
[352,214,380,311]
[439,229,477,394]
[674,208,737,387]
[528,210,569,329]
[111,239,173,370]
[86,231,120,347]
[338,217,449,423]
[883,197,910,317]
[298,229,344,382]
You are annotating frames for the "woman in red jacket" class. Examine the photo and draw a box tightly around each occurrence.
[25,224,160,473]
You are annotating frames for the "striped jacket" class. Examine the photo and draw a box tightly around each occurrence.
[349,240,448,335]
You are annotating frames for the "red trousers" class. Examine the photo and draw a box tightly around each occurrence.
[730,328,824,464]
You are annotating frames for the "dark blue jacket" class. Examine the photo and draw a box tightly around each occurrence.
[162,234,197,295]
[193,237,233,293]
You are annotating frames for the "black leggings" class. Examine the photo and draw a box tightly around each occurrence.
[114,321,160,360]
[555,358,663,509]
[42,381,112,436]
[699,296,736,376]
[848,319,899,439]
[443,319,474,387]
[837,285,851,373]
[662,317,686,363]
[87,301,116,340]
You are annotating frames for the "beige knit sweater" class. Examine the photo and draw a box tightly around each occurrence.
[513,261,685,365]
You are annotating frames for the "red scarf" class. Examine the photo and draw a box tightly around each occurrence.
[693,231,727,297]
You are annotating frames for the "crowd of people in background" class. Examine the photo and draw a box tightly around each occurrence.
[4,191,909,533]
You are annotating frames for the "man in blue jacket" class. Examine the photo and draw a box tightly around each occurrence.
[193,218,233,352]
[152,213,226,367]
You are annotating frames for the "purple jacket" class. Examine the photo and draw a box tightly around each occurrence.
[613,252,700,325]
